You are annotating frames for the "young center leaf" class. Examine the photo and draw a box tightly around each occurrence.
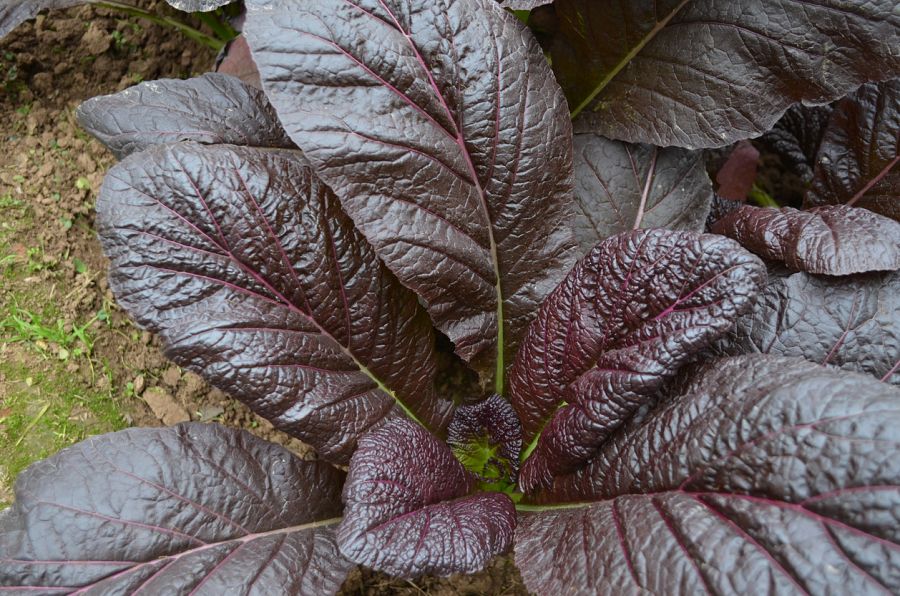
[337,419,516,578]
[0,423,353,594]
[759,102,834,184]
[447,393,523,481]
[243,0,576,390]
[713,267,900,385]
[516,356,900,595]
[510,230,766,490]
[550,0,900,148]
[571,133,713,255]
[805,80,900,221]
[97,142,453,463]
[711,204,900,276]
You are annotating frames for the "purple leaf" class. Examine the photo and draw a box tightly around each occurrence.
[509,230,766,490]
[572,133,713,255]
[805,80,900,221]
[760,102,834,184]
[712,204,900,276]
[715,141,759,202]
[516,356,900,594]
[337,419,516,578]
[713,267,900,385]
[76,73,291,159]
[551,0,900,148]
[0,423,353,594]
[243,0,576,389]
[447,393,522,480]
[97,142,453,463]
[216,36,262,90]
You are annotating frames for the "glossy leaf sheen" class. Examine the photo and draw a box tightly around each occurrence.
[553,0,900,148]
[806,80,900,221]
[338,419,516,578]
[714,268,900,385]
[0,423,352,594]
[76,73,291,159]
[244,0,576,385]
[97,142,452,464]
[712,204,900,276]
[447,393,522,479]
[516,356,900,595]
[510,230,766,489]
[572,133,712,255]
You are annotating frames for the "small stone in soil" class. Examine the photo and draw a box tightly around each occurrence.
[143,387,190,426]
[161,366,181,387]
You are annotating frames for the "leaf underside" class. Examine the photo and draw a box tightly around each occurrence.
[97,142,452,464]
[552,0,900,148]
[244,0,576,388]
[517,356,900,595]
[0,423,352,594]
[510,230,766,490]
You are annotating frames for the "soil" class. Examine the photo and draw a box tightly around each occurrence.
[0,3,526,594]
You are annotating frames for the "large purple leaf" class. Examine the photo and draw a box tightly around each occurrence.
[97,142,453,464]
[337,419,516,578]
[805,80,900,221]
[572,133,712,255]
[516,356,900,595]
[713,268,900,385]
[509,230,766,490]
[76,73,291,160]
[711,204,900,276]
[0,423,352,594]
[551,0,900,149]
[243,0,576,390]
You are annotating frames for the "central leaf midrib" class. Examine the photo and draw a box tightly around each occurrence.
[359,0,507,394]
[569,0,693,119]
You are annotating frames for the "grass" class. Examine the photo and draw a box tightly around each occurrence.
[0,224,126,506]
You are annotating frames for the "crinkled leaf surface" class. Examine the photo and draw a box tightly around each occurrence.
[338,419,516,578]
[76,73,290,160]
[712,204,900,276]
[447,393,522,480]
[0,422,352,594]
[572,133,712,255]
[552,0,900,148]
[244,0,576,389]
[713,267,900,385]
[509,230,766,490]
[715,141,759,202]
[98,142,452,464]
[517,356,900,595]
[0,0,87,38]
[165,0,232,11]
[760,102,834,184]
[806,80,900,221]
